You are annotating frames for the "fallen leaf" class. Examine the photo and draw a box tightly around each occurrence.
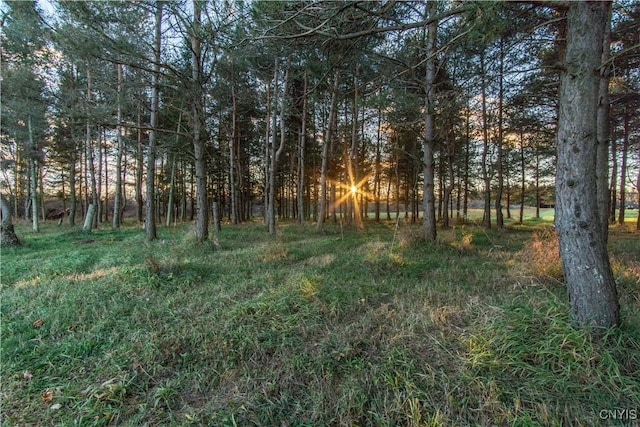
[22,371,33,381]
[33,318,44,328]
[41,389,54,403]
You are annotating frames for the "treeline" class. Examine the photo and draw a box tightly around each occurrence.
[1,0,638,240]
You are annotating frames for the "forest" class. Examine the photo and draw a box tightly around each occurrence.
[1,0,639,425]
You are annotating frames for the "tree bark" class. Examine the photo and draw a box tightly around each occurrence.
[422,2,437,242]
[596,0,612,235]
[374,103,382,222]
[192,0,208,241]
[519,130,526,224]
[229,57,239,225]
[555,1,619,333]
[69,144,77,226]
[316,70,339,231]
[135,99,144,224]
[617,107,629,225]
[495,37,505,229]
[113,62,124,229]
[27,116,39,232]
[145,1,162,241]
[1,194,20,246]
[637,141,640,230]
[83,203,95,232]
[480,51,491,229]
[297,69,308,224]
[266,58,279,233]
[86,66,99,230]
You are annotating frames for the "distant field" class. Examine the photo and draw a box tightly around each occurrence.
[2,220,639,425]
[367,206,639,224]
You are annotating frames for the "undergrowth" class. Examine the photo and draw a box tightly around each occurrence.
[1,221,639,426]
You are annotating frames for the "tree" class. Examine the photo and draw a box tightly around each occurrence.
[145,1,163,241]
[422,0,437,241]
[1,194,21,246]
[555,1,619,334]
[1,1,49,232]
[190,0,208,242]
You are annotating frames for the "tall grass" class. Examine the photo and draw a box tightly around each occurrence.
[1,221,639,425]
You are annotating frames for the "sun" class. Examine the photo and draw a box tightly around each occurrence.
[350,185,358,195]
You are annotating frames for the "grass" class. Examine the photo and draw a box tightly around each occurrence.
[1,218,639,426]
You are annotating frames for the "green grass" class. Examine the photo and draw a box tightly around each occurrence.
[1,220,639,426]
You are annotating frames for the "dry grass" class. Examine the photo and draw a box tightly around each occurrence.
[517,226,563,282]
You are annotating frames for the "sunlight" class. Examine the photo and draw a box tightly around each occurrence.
[326,174,373,215]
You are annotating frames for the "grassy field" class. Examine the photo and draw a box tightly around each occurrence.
[1,216,639,426]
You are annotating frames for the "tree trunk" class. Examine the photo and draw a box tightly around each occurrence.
[28,116,39,232]
[230,58,239,225]
[1,194,20,246]
[145,1,162,241]
[166,154,177,227]
[636,141,640,230]
[495,38,505,229]
[422,2,437,242]
[617,107,629,225]
[135,99,144,224]
[297,69,308,224]
[69,148,77,226]
[609,122,617,223]
[480,52,491,229]
[192,0,208,241]
[349,64,363,228]
[113,62,124,229]
[374,104,382,222]
[83,203,95,232]
[86,66,99,230]
[317,70,339,231]
[519,130,526,224]
[266,58,279,233]
[596,0,612,235]
[555,1,619,334]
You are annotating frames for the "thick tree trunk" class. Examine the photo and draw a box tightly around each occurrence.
[596,1,612,235]
[555,1,619,333]
[422,3,437,242]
